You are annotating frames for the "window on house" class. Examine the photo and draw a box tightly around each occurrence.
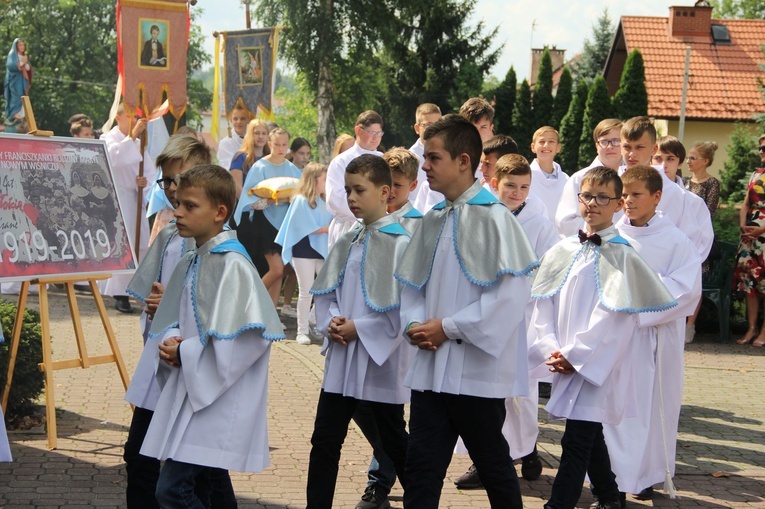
[711,25,731,45]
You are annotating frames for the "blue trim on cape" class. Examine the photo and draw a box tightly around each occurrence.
[378,222,409,236]
[402,208,423,219]
[359,233,401,312]
[394,216,448,291]
[210,239,253,263]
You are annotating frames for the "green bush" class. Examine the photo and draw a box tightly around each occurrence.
[0,299,44,419]
[713,205,742,245]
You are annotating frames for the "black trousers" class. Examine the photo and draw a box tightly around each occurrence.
[403,390,522,509]
[306,390,409,509]
[546,419,620,509]
[124,406,238,509]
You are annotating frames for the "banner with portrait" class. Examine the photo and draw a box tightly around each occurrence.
[213,28,280,132]
[0,134,136,281]
[117,0,190,120]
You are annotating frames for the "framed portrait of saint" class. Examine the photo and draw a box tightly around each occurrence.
[139,18,169,69]
[238,46,264,87]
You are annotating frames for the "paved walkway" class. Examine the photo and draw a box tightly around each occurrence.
[0,288,764,508]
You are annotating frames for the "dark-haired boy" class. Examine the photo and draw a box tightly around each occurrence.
[410,103,444,212]
[652,135,686,186]
[396,114,538,508]
[529,167,677,509]
[140,165,284,508]
[480,134,519,196]
[307,154,412,509]
[602,166,701,503]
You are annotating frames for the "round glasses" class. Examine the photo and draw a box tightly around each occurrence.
[578,192,619,206]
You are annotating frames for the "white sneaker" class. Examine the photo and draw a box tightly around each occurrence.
[685,324,695,344]
[296,334,312,345]
[281,305,297,318]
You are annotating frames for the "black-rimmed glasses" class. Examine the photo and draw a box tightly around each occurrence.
[578,192,619,206]
[156,176,181,190]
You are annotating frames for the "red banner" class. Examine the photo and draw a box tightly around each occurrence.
[117,0,190,120]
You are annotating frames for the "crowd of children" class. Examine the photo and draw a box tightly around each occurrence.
[0,97,719,508]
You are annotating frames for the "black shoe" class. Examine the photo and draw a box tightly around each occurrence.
[589,492,626,509]
[592,501,624,509]
[114,296,133,313]
[521,449,543,480]
[355,485,391,509]
[454,464,483,489]
[633,486,654,500]
[538,381,552,399]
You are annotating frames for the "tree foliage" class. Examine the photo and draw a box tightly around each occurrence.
[719,124,762,204]
[512,79,534,160]
[0,1,211,134]
[709,0,765,18]
[255,0,500,156]
[559,79,589,173]
[551,66,573,130]
[571,8,615,83]
[532,48,554,130]
[612,49,648,120]
[494,66,517,135]
[578,75,613,167]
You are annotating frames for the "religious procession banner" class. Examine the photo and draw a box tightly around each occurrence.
[0,134,136,281]
[116,0,190,121]
[211,27,280,140]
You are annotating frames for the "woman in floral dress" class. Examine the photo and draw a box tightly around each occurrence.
[733,134,765,346]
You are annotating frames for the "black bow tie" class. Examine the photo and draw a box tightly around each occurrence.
[578,230,602,246]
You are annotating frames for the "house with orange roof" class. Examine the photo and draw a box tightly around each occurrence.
[603,0,764,177]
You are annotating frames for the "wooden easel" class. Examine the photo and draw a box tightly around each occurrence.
[21,96,53,137]
[1,275,131,450]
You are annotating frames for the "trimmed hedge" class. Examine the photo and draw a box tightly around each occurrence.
[0,299,44,419]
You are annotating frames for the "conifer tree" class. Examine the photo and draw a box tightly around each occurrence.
[551,66,573,130]
[720,124,761,204]
[612,49,648,120]
[559,79,589,174]
[532,48,554,130]
[572,8,616,83]
[494,66,517,135]
[512,79,534,160]
[578,76,613,167]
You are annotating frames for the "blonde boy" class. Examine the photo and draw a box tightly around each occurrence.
[411,103,444,212]
[555,119,623,236]
[384,147,423,235]
[529,126,568,223]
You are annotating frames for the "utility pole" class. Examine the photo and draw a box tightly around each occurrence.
[678,46,691,144]
[242,0,252,29]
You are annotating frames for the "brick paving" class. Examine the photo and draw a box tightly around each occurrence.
[0,288,764,508]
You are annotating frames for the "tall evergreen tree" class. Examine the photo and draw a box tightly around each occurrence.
[578,75,613,167]
[612,49,648,120]
[532,48,554,130]
[571,8,615,83]
[494,66,517,135]
[559,79,589,174]
[512,79,534,160]
[551,66,573,130]
[719,124,761,204]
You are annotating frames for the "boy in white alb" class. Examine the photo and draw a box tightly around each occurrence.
[555,119,623,236]
[602,167,701,503]
[216,104,250,170]
[396,115,538,509]
[479,134,519,197]
[618,116,713,260]
[454,153,556,489]
[307,155,412,509]
[385,147,423,235]
[325,111,385,248]
[123,135,213,509]
[528,126,568,224]
[140,165,284,507]
[409,103,443,212]
[529,167,677,509]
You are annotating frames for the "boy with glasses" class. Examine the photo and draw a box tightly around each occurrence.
[326,110,385,247]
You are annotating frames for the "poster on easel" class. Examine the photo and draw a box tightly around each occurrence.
[0,133,136,281]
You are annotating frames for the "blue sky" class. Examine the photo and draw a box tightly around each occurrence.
[194,0,682,81]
